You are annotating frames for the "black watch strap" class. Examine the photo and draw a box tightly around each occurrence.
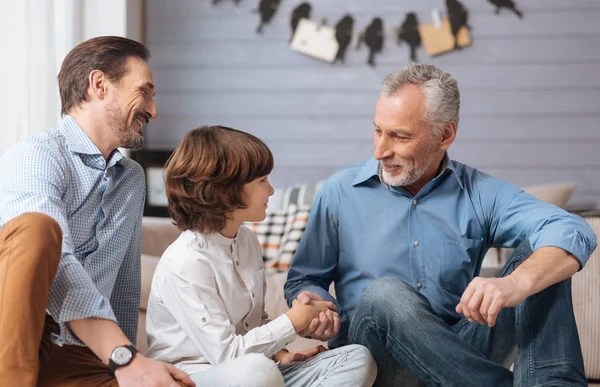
[108,344,138,377]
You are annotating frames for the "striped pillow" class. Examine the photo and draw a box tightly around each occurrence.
[243,211,287,262]
[272,204,311,271]
[267,182,324,214]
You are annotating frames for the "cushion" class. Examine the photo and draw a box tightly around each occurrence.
[274,204,311,270]
[523,182,575,209]
[572,216,600,379]
[267,182,324,214]
[140,254,161,311]
[243,211,288,262]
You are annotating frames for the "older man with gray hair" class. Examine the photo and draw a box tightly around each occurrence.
[285,63,596,386]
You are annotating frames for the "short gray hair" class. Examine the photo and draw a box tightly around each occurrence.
[381,63,460,135]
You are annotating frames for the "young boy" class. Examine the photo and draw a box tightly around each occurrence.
[145,126,377,386]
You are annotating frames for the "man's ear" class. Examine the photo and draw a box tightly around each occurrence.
[88,69,108,100]
[439,120,457,152]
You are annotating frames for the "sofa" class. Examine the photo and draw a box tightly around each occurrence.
[136,186,600,384]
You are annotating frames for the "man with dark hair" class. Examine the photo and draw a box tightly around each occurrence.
[0,36,194,386]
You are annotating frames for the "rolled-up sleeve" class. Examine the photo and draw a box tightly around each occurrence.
[484,178,597,268]
[0,143,117,345]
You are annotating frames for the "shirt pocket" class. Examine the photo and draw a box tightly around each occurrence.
[437,236,484,295]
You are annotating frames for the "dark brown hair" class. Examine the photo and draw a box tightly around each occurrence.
[58,36,150,115]
[165,126,274,233]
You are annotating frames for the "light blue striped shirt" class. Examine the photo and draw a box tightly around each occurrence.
[0,116,145,346]
[285,156,597,348]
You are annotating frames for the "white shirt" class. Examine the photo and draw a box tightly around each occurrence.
[146,226,296,374]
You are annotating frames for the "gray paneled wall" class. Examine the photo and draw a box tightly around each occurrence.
[144,0,600,209]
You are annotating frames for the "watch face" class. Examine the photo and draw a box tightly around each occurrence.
[111,346,133,366]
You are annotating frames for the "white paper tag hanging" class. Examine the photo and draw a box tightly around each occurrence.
[290,18,339,62]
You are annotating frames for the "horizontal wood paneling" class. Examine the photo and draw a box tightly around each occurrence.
[146,0,600,209]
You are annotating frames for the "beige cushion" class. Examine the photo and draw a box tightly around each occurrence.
[137,311,148,354]
[572,216,600,379]
[140,217,181,257]
[140,254,160,311]
[523,182,575,209]
[138,254,161,355]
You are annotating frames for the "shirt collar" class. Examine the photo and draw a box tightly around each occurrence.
[203,230,238,247]
[59,115,124,168]
[352,153,464,190]
[352,157,380,186]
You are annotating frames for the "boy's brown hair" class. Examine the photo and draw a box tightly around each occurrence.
[165,125,274,233]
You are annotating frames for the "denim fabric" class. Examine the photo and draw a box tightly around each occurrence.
[189,345,377,387]
[349,241,587,387]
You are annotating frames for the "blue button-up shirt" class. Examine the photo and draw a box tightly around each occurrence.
[284,156,597,347]
[0,116,145,346]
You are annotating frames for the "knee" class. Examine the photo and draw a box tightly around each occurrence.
[358,277,422,316]
[344,344,378,385]
[12,213,61,242]
[3,213,62,265]
[236,354,284,387]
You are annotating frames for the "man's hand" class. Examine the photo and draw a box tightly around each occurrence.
[295,291,340,341]
[273,346,328,365]
[115,354,195,387]
[456,275,527,327]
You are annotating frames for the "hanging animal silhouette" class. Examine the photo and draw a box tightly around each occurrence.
[487,0,523,19]
[290,2,312,42]
[212,0,243,5]
[255,0,281,34]
[396,12,421,62]
[356,17,384,67]
[334,14,354,63]
[446,0,471,50]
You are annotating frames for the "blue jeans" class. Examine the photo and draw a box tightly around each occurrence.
[348,241,587,386]
[189,344,377,386]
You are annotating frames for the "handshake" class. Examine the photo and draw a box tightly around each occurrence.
[285,291,341,341]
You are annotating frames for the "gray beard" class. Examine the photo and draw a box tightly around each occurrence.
[379,152,438,188]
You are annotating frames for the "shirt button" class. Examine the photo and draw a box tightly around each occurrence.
[413,240,419,247]
[244,322,249,328]
[412,200,417,205]
[236,261,239,266]
[251,292,255,298]
[201,317,207,323]
[417,283,422,289]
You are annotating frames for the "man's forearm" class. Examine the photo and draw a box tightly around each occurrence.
[68,318,131,364]
[509,246,580,298]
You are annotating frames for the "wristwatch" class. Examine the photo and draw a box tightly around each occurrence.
[108,344,138,376]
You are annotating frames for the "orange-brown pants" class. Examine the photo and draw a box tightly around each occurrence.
[0,213,120,386]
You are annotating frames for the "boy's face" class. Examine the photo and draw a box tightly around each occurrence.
[238,176,275,222]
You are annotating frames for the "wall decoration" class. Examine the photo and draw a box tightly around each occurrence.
[290,18,338,62]
[290,2,312,42]
[446,0,471,50]
[418,9,471,56]
[356,17,384,67]
[396,12,421,62]
[334,14,354,64]
[487,0,523,19]
[255,0,281,34]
